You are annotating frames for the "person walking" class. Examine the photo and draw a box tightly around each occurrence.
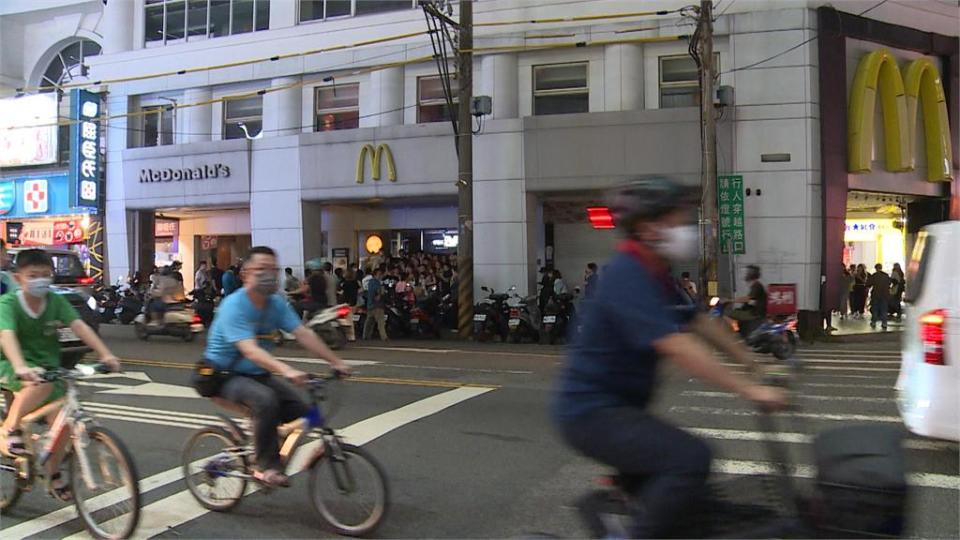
[838,264,854,321]
[553,270,569,296]
[851,264,868,318]
[194,261,210,291]
[583,263,599,299]
[362,268,388,341]
[889,263,905,321]
[867,263,892,331]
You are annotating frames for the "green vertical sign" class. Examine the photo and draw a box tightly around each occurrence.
[717,175,745,254]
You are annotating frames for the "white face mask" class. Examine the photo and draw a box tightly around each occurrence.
[654,225,700,262]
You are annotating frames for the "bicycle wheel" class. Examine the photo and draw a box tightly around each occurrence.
[309,443,389,536]
[0,454,23,510]
[182,427,248,512]
[69,426,141,540]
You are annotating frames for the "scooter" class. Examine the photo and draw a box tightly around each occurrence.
[507,287,541,344]
[473,287,510,342]
[188,287,216,328]
[134,301,204,342]
[116,287,144,325]
[278,304,352,350]
[710,297,798,360]
[540,293,576,345]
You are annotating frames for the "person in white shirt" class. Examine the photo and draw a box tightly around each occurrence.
[194,261,210,290]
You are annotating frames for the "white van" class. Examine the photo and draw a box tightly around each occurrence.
[896,221,960,441]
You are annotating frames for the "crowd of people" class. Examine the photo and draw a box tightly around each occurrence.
[836,262,905,331]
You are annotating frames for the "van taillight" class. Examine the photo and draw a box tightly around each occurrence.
[78,276,94,285]
[510,308,519,318]
[920,309,947,365]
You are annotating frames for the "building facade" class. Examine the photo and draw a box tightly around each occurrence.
[1,0,957,330]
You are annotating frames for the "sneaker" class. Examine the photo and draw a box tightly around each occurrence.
[882,325,888,331]
[870,322,876,329]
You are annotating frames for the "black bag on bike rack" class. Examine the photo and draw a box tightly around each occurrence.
[813,424,907,538]
[191,358,237,397]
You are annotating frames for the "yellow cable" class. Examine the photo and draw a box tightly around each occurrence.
[474,9,678,27]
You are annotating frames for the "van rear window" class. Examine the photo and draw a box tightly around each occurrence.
[905,232,933,304]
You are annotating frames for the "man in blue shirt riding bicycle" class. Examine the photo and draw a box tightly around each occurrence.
[554,177,787,538]
[203,246,351,487]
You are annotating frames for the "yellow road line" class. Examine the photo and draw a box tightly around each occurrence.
[118,358,499,390]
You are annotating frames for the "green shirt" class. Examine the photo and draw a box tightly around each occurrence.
[0,291,79,370]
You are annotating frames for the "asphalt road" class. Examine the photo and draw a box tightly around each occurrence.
[1,325,957,539]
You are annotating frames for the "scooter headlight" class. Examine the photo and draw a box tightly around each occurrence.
[86,296,98,311]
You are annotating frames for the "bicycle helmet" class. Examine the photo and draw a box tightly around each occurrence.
[305,258,324,271]
[607,176,700,231]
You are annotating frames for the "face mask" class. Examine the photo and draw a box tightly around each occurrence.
[26,277,52,298]
[254,272,279,295]
[653,225,699,262]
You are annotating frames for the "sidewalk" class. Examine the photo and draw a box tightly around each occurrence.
[823,312,904,343]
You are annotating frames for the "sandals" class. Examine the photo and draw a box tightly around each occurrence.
[49,471,73,502]
[2,428,26,457]
[252,468,290,488]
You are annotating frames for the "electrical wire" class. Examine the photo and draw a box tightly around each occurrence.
[858,0,890,16]
[719,34,817,74]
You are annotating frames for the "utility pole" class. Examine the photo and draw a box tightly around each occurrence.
[456,0,474,338]
[697,0,719,298]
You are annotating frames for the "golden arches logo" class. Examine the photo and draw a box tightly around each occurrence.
[848,48,954,182]
[355,143,397,184]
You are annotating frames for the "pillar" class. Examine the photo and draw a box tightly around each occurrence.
[102,0,135,54]
[105,94,132,284]
[360,67,403,127]
[263,76,302,137]
[480,54,518,119]
[603,43,643,111]
[181,87,212,143]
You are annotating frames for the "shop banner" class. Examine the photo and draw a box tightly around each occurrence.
[19,222,55,246]
[69,89,101,208]
[5,222,22,244]
[53,220,85,244]
[155,218,179,238]
[0,173,92,220]
[717,175,746,255]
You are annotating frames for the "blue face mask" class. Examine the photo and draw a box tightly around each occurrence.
[26,277,52,298]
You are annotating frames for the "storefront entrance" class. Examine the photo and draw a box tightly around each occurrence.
[151,207,251,291]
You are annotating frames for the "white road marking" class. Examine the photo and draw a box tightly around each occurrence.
[713,459,959,490]
[97,382,202,399]
[797,382,893,389]
[85,371,153,383]
[354,346,562,359]
[719,362,900,373]
[795,358,902,364]
[681,390,894,403]
[84,401,225,422]
[275,356,380,367]
[687,427,953,451]
[50,387,495,540]
[670,405,903,423]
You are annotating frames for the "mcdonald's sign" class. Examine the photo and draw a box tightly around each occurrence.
[355,143,397,184]
[848,48,954,182]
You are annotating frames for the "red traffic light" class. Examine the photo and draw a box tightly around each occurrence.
[587,207,615,229]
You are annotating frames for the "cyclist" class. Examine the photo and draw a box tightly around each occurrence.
[202,246,351,487]
[553,177,787,538]
[0,249,121,500]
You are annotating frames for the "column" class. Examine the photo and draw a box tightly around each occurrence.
[181,87,212,143]
[101,0,135,54]
[104,94,132,284]
[360,67,403,128]
[603,43,643,111]
[263,76,302,137]
[480,54,518,119]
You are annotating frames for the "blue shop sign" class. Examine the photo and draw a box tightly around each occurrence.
[0,173,93,220]
[69,89,101,208]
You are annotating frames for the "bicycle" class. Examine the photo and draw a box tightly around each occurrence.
[182,372,389,537]
[0,363,142,540]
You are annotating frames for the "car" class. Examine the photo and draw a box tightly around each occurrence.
[896,221,960,442]
[7,247,100,368]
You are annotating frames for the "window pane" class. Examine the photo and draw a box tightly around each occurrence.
[143,109,160,147]
[161,108,175,145]
[317,110,359,131]
[327,0,351,17]
[225,96,263,119]
[418,76,458,102]
[317,83,359,110]
[534,94,589,116]
[255,0,270,30]
[356,0,411,16]
[232,0,254,34]
[300,0,322,21]
[188,0,208,36]
[534,64,587,92]
[418,103,454,124]
[166,1,186,39]
[661,56,698,83]
[660,86,699,108]
[145,4,165,42]
[225,119,261,139]
[210,0,230,36]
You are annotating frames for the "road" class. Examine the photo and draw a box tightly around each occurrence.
[1,325,957,539]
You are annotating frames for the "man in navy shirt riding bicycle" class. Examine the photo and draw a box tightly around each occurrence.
[554,177,786,538]
[203,246,351,487]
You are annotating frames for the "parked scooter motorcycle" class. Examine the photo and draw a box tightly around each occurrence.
[710,297,798,360]
[473,287,510,342]
[134,302,204,342]
[188,286,216,328]
[116,287,144,325]
[540,293,576,345]
[278,304,352,350]
[506,287,540,344]
[410,286,444,338]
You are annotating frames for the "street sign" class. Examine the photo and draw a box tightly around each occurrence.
[717,174,745,254]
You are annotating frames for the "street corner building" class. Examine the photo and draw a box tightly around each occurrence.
[0,0,956,334]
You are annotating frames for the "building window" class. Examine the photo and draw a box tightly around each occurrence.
[417,75,458,124]
[315,83,359,131]
[223,95,263,139]
[145,0,270,45]
[659,54,718,108]
[533,62,589,116]
[299,0,414,23]
[142,106,175,147]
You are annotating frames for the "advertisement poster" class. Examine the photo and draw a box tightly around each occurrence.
[19,222,55,246]
[53,220,85,244]
[5,222,23,245]
[332,247,349,269]
[0,94,58,167]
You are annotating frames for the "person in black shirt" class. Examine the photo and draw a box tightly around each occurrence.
[293,261,327,318]
[728,265,767,338]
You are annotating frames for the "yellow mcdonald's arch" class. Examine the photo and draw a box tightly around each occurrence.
[848,48,954,182]
[355,143,397,184]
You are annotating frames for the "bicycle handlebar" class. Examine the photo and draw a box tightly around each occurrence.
[38,363,112,382]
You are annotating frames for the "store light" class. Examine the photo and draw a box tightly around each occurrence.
[587,207,615,229]
[81,214,91,230]
[365,234,383,254]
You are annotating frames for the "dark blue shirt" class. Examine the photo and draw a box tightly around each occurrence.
[554,250,683,422]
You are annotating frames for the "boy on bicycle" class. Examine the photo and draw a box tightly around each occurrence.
[0,249,121,499]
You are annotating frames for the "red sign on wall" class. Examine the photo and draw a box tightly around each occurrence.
[53,220,85,244]
[767,283,798,316]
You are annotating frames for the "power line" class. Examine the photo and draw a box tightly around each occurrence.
[720,34,817,74]
[858,0,890,16]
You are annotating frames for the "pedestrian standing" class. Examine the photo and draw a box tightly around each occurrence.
[363,268,388,341]
[890,263,905,321]
[194,261,210,290]
[584,263,599,299]
[851,264,868,318]
[867,263,892,331]
[838,264,854,321]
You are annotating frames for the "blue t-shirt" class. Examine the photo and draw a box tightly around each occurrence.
[553,251,683,423]
[366,278,383,309]
[204,290,302,375]
[221,270,238,296]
